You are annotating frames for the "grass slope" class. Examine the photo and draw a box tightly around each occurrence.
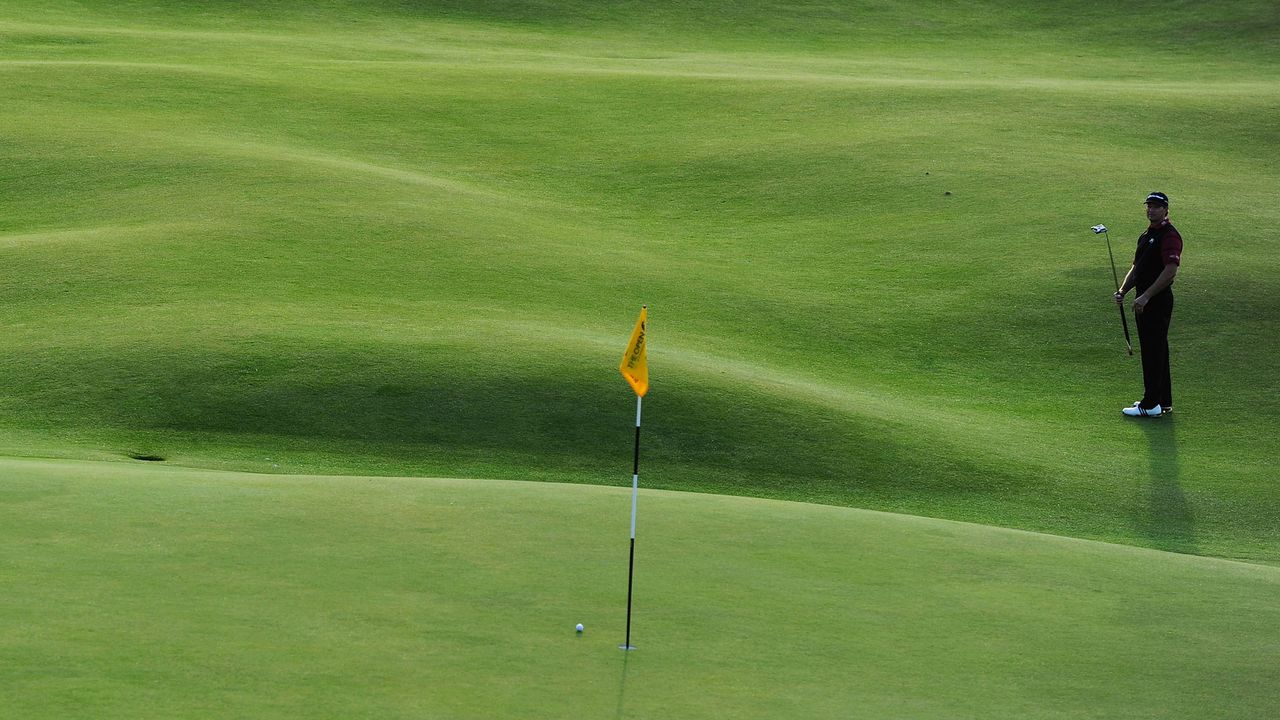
[3,457,1278,719]
[1,0,1278,562]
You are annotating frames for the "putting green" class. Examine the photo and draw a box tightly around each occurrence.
[2,457,1277,719]
[3,1,1279,561]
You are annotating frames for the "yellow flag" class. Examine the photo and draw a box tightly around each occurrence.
[619,306,649,397]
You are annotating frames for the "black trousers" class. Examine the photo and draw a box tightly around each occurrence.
[1135,289,1174,409]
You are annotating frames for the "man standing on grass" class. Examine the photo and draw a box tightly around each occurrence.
[1115,191,1182,418]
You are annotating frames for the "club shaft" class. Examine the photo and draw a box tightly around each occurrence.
[1103,232,1122,291]
[1103,231,1134,353]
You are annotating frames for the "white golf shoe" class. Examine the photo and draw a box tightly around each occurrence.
[1122,404,1163,417]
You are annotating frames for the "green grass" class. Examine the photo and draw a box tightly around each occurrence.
[3,458,1278,719]
[2,1,1279,715]
[4,0,1277,559]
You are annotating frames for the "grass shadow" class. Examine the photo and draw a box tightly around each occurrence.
[1135,418,1197,554]
[0,341,1033,509]
[616,648,631,720]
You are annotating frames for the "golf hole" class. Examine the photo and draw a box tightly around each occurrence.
[127,453,166,462]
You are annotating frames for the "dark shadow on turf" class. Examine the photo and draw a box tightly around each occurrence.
[616,648,631,720]
[3,341,1032,512]
[1135,418,1196,554]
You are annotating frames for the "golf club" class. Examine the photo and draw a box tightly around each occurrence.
[1092,224,1133,355]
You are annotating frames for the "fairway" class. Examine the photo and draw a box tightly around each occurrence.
[3,0,1279,556]
[3,458,1279,719]
[3,0,1280,717]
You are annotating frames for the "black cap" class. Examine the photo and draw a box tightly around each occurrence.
[1145,191,1169,207]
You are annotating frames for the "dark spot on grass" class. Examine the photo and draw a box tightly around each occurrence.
[6,33,97,46]
[128,453,166,462]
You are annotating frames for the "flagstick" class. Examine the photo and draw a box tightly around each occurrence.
[621,394,642,651]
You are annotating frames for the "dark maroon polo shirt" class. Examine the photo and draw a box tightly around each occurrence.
[1133,219,1182,295]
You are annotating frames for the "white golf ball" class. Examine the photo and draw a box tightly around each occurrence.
[575,623,584,633]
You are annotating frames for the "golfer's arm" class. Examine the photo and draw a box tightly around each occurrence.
[1137,264,1178,301]
[1118,266,1137,295]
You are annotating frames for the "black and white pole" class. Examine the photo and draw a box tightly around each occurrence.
[621,394,642,651]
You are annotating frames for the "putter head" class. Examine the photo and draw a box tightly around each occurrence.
[1091,225,1108,234]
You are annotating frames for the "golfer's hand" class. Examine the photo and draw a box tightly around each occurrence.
[1133,295,1148,314]
[1113,291,1124,305]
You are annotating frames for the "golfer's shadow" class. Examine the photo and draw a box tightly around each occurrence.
[1135,418,1197,554]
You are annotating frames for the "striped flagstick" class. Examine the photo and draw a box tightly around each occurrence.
[618,306,649,651]
[623,394,642,651]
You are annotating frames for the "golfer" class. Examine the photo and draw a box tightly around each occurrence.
[1114,191,1182,417]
